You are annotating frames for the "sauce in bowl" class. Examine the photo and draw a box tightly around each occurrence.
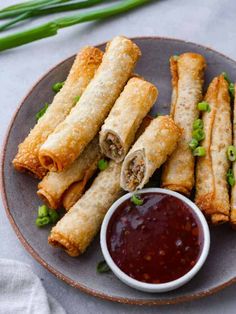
[106,192,204,284]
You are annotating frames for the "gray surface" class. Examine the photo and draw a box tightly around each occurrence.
[0,0,236,313]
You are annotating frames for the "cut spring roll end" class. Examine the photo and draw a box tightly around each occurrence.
[121,150,146,191]
[121,116,181,192]
[100,130,125,162]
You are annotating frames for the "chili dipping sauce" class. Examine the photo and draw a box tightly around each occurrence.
[106,193,204,284]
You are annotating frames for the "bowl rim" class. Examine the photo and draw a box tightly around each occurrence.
[1,36,236,305]
[100,187,210,292]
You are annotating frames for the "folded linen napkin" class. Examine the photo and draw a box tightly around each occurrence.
[0,259,66,314]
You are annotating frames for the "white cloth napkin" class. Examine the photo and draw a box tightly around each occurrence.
[0,259,66,314]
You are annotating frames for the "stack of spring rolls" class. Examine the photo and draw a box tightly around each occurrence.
[13,36,236,258]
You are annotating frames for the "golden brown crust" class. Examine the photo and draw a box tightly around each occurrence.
[37,137,101,209]
[161,52,206,195]
[231,83,236,226]
[169,56,178,117]
[62,159,99,211]
[99,77,158,162]
[12,46,103,179]
[39,36,141,172]
[48,161,122,256]
[195,75,231,224]
[121,116,182,191]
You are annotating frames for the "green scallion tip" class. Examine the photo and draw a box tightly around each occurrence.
[189,138,199,150]
[97,260,110,273]
[52,81,64,93]
[192,128,205,142]
[193,146,206,157]
[227,169,235,187]
[197,101,211,112]
[227,145,236,162]
[193,119,203,130]
[98,159,108,171]
[35,103,49,121]
[131,194,143,206]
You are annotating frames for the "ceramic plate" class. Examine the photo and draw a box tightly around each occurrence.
[2,37,236,305]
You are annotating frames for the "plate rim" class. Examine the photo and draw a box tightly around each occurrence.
[1,36,236,306]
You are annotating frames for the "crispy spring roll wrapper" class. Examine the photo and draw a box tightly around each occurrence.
[12,47,103,179]
[39,36,141,172]
[48,161,122,256]
[161,53,206,195]
[195,75,232,224]
[120,116,181,192]
[99,77,158,162]
[231,83,236,226]
[37,136,102,210]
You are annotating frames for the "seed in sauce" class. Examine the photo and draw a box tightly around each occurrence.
[106,193,204,284]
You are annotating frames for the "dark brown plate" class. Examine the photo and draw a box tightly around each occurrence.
[1,37,236,305]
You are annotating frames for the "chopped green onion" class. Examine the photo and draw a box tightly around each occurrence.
[98,159,108,171]
[227,169,235,187]
[35,216,51,227]
[35,103,49,121]
[48,208,59,224]
[222,72,230,83]
[52,81,64,93]
[189,138,199,150]
[38,205,48,218]
[193,119,203,130]
[192,128,205,141]
[197,101,211,112]
[36,204,59,228]
[227,145,236,162]
[74,95,80,104]
[97,260,110,273]
[229,83,235,98]
[193,146,206,157]
[131,194,143,206]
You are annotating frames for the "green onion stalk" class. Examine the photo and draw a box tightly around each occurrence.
[1,0,66,12]
[0,0,106,31]
[0,0,71,18]
[0,0,153,52]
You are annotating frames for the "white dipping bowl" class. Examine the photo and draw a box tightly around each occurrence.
[100,188,210,293]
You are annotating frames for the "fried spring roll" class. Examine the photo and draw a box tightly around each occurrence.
[120,116,181,192]
[48,161,122,256]
[161,53,206,195]
[99,77,158,162]
[231,83,236,226]
[37,137,102,210]
[195,75,232,224]
[12,47,103,179]
[39,36,141,172]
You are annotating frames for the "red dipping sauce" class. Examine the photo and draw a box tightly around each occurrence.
[106,193,204,284]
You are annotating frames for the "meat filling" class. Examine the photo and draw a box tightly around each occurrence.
[125,155,145,191]
[105,133,124,159]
